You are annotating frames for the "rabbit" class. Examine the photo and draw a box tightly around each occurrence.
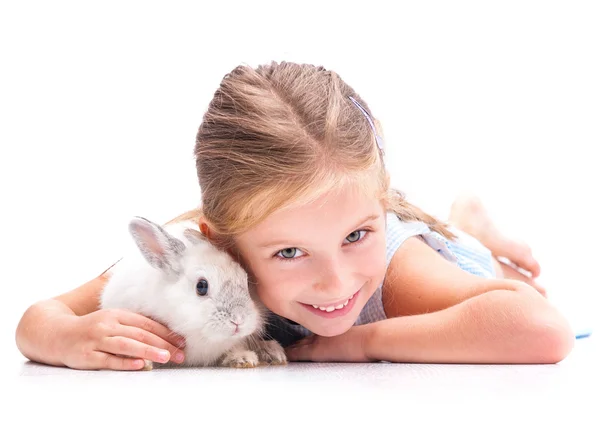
[100,216,287,370]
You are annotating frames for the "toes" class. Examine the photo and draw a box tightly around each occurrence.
[526,257,541,279]
[514,242,541,278]
[496,239,541,278]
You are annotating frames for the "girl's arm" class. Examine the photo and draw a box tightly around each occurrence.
[286,237,574,364]
[15,270,187,370]
[369,237,574,363]
[365,287,573,363]
[15,273,108,366]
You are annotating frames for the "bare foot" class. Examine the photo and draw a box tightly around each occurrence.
[448,193,542,278]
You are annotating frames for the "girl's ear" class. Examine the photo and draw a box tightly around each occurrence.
[199,221,211,239]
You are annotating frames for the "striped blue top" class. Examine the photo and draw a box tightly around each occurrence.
[264,212,496,346]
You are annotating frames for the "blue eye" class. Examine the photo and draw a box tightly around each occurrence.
[274,230,371,262]
[276,247,306,260]
[278,248,298,259]
[345,230,365,243]
[196,279,209,296]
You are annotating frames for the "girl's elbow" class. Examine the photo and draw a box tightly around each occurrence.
[528,309,575,364]
[513,287,576,363]
[479,287,575,364]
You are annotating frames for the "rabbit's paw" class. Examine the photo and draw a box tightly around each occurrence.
[220,349,260,368]
[142,360,154,371]
[255,340,287,365]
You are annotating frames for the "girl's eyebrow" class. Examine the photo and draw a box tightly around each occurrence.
[257,213,381,249]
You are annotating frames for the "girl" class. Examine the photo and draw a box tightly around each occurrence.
[15,61,574,370]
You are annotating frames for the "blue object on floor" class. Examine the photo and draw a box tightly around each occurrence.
[575,328,593,339]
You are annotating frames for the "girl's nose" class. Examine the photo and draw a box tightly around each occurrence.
[312,257,346,293]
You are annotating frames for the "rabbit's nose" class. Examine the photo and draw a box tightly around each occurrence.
[230,319,241,334]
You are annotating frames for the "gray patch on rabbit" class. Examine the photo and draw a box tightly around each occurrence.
[183,228,206,245]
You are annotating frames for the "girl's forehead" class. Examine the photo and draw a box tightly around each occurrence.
[285,178,381,210]
[244,185,384,237]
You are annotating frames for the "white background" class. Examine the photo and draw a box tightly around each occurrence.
[2,0,598,355]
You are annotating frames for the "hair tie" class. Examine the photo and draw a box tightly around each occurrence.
[349,96,384,151]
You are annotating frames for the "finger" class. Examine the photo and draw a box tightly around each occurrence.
[285,343,314,362]
[531,279,547,298]
[285,346,306,362]
[116,325,186,364]
[94,352,147,371]
[497,260,547,297]
[115,310,186,348]
[100,336,173,364]
[287,335,315,349]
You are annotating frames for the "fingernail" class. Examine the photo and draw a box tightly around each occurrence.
[174,352,185,363]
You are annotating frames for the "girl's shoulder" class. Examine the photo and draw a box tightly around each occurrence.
[383,212,496,280]
[382,212,431,266]
[380,212,509,318]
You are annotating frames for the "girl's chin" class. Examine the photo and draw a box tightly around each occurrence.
[303,316,356,337]
[313,326,352,337]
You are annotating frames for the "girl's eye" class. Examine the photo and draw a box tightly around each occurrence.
[274,230,370,261]
[276,248,305,260]
[345,230,367,243]
[196,279,209,296]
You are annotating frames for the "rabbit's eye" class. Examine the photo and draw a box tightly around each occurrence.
[196,279,209,296]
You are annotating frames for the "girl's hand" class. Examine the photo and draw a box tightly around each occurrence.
[285,325,373,363]
[57,309,186,370]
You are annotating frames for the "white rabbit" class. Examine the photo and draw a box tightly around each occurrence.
[100,216,287,370]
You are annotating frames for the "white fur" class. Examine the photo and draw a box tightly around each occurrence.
[100,218,285,368]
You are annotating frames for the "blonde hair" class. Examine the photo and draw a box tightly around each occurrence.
[172,61,455,247]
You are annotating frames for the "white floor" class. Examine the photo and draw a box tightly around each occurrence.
[7,335,598,440]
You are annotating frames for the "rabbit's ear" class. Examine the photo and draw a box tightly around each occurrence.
[128,217,186,277]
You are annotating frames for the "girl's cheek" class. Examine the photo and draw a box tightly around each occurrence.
[360,240,387,280]
[255,269,301,313]
[256,287,288,316]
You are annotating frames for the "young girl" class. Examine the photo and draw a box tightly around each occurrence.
[15,61,574,370]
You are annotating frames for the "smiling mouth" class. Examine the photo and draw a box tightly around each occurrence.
[299,290,360,319]
[308,292,356,312]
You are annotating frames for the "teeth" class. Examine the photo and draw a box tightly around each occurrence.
[311,295,354,313]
